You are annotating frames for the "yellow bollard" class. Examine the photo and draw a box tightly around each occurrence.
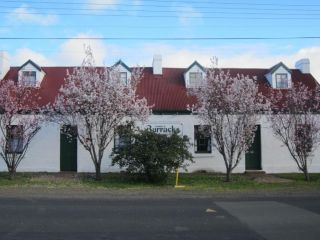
[174,168,185,188]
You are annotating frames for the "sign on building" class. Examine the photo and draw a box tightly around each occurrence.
[140,123,183,135]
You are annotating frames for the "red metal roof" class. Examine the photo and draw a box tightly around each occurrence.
[2,66,319,111]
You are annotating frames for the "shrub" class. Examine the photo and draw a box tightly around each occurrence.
[111,128,193,183]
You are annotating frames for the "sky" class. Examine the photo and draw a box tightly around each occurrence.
[0,0,320,79]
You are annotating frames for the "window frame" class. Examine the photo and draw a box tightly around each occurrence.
[114,125,131,152]
[189,72,203,87]
[194,125,212,154]
[295,124,312,154]
[120,72,128,85]
[275,73,289,89]
[6,125,24,154]
[21,71,37,87]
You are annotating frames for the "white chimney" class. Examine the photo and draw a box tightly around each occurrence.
[152,54,162,75]
[0,51,10,80]
[295,58,310,74]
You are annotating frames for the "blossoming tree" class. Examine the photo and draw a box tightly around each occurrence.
[0,79,42,178]
[53,47,150,180]
[191,61,269,181]
[268,82,320,181]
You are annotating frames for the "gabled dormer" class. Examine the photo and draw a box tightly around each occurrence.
[113,60,131,85]
[18,59,45,87]
[265,62,292,89]
[184,61,205,88]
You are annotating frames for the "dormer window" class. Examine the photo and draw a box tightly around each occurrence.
[120,72,128,85]
[265,62,292,89]
[21,71,36,87]
[184,61,205,88]
[189,72,202,86]
[275,74,288,89]
[113,60,131,86]
[18,59,45,88]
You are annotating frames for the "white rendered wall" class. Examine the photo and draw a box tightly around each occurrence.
[18,123,60,172]
[77,134,117,173]
[77,114,245,174]
[0,123,60,172]
[259,115,320,173]
[0,127,7,171]
[1,114,319,174]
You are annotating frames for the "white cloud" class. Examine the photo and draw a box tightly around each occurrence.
[9,40,320,81]
[132,43,320,81]
[10,33,112,66]
[54,33,109,65]
[12,48,53,66]
[217,46,320,81]
[86,0,118,10]
[6,5,57,25]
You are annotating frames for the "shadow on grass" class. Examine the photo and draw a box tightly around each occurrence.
[80,172,172,189]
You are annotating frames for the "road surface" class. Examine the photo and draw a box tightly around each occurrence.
[0,192,319,239]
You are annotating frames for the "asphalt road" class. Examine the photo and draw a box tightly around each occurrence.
[0,194,319,240]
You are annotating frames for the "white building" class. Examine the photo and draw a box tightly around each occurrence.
[0,53,319,173]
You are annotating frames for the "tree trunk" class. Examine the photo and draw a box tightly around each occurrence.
[8,166,16,180]
[303,168,310,182]
[225,168,231,182]
[95,164,102,181]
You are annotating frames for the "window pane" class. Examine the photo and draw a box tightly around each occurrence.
[120,72,127,84]
[189,72,202,86]
[6,125,23,153]
[276,74,288,88]
[114,125,131,151]
[22,71,36,87]
[295,124,312,153]
[194,125,211,153]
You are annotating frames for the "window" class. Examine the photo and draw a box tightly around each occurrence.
[189,72,202,87]
[21,71,36,87]
[275,73,288,88]
[194,125,211,153]
[114,125,131,152]
[295,124,312,154]
[6,125,23,154]
[120,72,128,85]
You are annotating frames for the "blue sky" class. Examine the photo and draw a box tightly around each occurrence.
[1,0,320,79]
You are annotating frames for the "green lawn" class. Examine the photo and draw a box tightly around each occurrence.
[0,172,319,192]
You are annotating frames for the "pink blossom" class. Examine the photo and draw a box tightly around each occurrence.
[51,46,151,180]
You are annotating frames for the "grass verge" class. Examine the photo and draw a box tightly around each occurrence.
[0,172,319,192]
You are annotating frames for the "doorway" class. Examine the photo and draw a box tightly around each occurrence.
[245,125,262,170]
[60,125,77,172]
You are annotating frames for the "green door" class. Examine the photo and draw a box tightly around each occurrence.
[245,125,262,170]
[60,125,77,172]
